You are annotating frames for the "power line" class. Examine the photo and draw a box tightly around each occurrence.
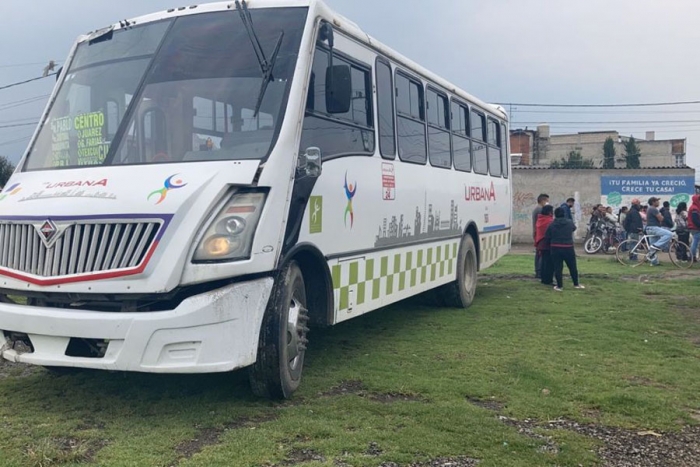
[0,122,38,129]
[517,120,700,125]
[497,100,700,108]
[513,109,700,114]
[0,134,32,147]
[0,74,56,92]
[0,61,60,69]
[0,94,50,111]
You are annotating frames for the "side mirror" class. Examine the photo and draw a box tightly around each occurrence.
[325,65,351,114]
[298,147,322,178]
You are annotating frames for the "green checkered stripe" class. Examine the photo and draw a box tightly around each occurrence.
[480,230,511,265]
[332,241,459,312]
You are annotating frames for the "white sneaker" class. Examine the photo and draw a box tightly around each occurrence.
[574,285,585,289]
[553,286,563,292]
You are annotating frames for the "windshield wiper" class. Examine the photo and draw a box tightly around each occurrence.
[235,0,284,117]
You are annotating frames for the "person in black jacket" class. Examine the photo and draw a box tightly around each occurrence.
[623,199,644,239]
[660,201,674,229]
[545,207,584,291]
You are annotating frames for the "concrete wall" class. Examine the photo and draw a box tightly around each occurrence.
[511,167,696,243]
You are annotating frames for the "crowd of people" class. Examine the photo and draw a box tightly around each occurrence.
[532,194,584,291]
[532,193,700,287]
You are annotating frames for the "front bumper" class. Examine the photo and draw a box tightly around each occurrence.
[0,277,273,373]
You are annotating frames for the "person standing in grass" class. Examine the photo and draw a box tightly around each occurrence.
[545,207,584,291]
[688,194,700,261]
[674,202,690,262]
[535,204,555,285]
[532,193,549,278]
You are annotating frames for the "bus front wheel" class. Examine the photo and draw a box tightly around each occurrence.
[249,261,309,399]
[436,235,477,308]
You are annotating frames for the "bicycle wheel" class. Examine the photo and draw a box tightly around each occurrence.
[669,240,694,269]
[603,235,620,255]
[616,239,646,266]
[584,235,603,254]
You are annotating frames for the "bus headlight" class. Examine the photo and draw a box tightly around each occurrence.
[193,190,267,262]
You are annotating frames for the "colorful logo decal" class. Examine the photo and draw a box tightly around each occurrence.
[309,196,323,234]
[0,183,22,201]
[344,172,357,228]
[148,174,187,205]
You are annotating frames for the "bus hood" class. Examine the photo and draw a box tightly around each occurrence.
[0,161,260,216]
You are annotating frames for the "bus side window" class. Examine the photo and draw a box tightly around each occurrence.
[471,110,488,175]
[451,100,471,172]
[500,121,509,178]
[300,46,375,160]
[426,88,451,168]
[395,71,426,164]
[487,118,501,177]
[376,58,396,159]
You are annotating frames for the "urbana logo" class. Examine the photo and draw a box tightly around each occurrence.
[148,174,187,205]
[343,173,357,228]
[465,181,496,202]
[0,183,22,201]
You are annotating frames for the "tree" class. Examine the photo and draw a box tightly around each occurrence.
[0,156,15,188]
[550,150,595,169]
[624,137,641,169]
[602,137,616,169]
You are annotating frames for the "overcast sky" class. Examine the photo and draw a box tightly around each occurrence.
[1,0,699,179]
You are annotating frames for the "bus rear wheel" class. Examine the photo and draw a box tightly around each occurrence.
[436,235,477,308]
[249,260,309,400]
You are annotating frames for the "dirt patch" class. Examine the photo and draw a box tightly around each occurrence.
[279,448,326,465]
[75,418,107,431]
[466,396,504,412]
[379,457,479,467]
[498,416,700,467]
[25,436,107,466]
[366,441,383,456]
[365,391,427,404]
[173,414,278,464]
[0,357,39,379]
[624,375,672,390]
[319,379,367,397]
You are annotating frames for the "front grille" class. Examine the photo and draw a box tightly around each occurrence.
[0,220,161,278]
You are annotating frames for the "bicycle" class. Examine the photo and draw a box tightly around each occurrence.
[615,229,693,269]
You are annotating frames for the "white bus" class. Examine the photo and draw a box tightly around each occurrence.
[0,0,511,399]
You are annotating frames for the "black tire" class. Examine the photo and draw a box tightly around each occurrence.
[435,235,478,308]
[248,261,309,400]
[669,240,694,269]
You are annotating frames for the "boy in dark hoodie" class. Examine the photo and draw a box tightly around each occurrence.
[545,207,585,291]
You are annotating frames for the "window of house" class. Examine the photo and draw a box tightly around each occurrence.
[300,46,375,159]
[471,109,487,174]
[426,88,451,168]
[395,72,426,164]
[376,58,396,159]
[675,154,685,167]
[487,118,501,177]
[451,100,471,172]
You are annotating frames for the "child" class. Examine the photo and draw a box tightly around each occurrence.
[545,207,585,291]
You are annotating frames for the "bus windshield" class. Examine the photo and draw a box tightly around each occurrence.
[24,7,307,171]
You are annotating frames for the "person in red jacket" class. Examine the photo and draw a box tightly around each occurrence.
[535,205,555,285]
[688,194,700,261]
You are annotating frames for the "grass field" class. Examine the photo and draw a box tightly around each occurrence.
[0,254,699,467]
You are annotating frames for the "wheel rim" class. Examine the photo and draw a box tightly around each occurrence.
[463,248,476,293]
[585,236,602,253]
[286,294,308,380]
[669,241,694,269]
[616,239,647,266]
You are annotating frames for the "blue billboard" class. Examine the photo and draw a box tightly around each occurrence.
[600,175,695,207]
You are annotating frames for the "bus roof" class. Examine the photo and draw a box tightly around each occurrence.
[82,0,507,121]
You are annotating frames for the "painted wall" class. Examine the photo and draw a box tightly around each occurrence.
[511,168,696,243]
